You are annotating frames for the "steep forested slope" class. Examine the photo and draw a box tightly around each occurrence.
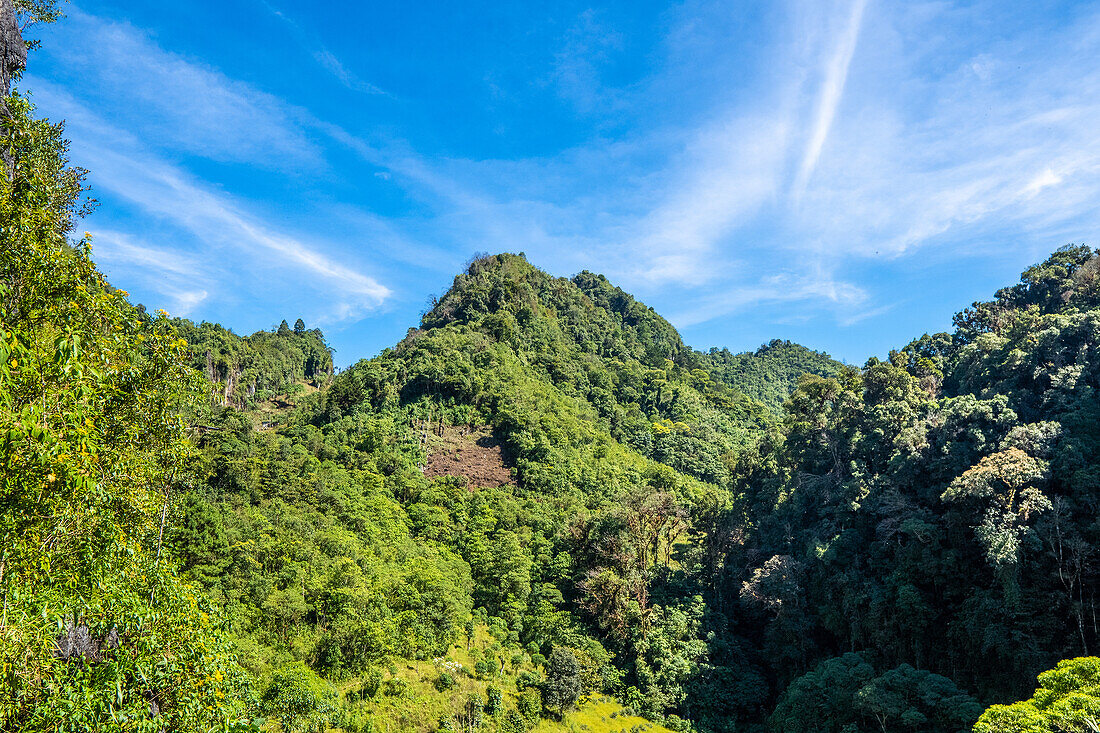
[415,254,772,469]
[174,317,333,409]
[704,340,844,412]
[739,245,1100,731]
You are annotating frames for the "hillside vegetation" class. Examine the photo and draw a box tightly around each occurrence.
[174,318,333,411]
[704,340,844,413]
[3,5,1100,733]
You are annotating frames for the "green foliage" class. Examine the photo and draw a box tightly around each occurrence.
[0,77,250,732]
[501,707,527,733]
[705,339,844,413]
[726,245,1100,731]
[13,0,66,28]
[517,687,542,725]
[168,247,1100,732]
[769,654,875,733]
[485,683,502,716]
[974,657,1100,733]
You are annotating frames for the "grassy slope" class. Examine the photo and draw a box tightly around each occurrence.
[346,627,672,733]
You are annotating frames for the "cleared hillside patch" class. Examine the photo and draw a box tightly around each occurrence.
[424,425,515,487]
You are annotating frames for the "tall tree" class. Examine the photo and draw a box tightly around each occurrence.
[543,647,582,717]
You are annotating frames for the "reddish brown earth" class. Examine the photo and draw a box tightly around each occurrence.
[424,425,514,487]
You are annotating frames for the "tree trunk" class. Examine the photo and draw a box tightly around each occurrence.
[0,0,27,179]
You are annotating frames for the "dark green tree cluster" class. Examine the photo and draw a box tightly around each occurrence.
[769,653,980,732]
[715,245,1100,730]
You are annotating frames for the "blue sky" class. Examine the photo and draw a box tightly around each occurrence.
[24,0,1100,367]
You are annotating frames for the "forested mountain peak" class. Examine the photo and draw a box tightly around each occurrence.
[418,253,838,422]
[704,339,845,413]
[421,252,690,369]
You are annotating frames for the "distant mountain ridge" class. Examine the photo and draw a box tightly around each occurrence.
[704,339,845,413]
[174,317,333,410]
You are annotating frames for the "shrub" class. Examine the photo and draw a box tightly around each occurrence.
[260,663,337,733]
[382,678,408,697]
[517,688,542,725]
[361,668,383,699]
[486,684,503,716]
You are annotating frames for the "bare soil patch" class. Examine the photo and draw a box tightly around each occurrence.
[424,425,514,487]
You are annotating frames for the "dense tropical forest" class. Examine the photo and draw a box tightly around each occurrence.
[3,4,1100,733]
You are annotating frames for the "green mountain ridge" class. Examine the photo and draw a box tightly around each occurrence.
[704,340,844,413]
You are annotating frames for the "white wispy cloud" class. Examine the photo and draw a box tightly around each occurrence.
[408,0,1100,326]
[550,9,626,116]
[32,80,391,321]
[670,271,868,329]
[260,1,388,96]
[92,229,202,278]
[791,2,1100,261]
[313,48,387,95]
[625,114,792,285]
[791,0,869,202]
[33,0,1100,349]
[91,229,212,316]
[46,7,321,167]
[169,288,211,315]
